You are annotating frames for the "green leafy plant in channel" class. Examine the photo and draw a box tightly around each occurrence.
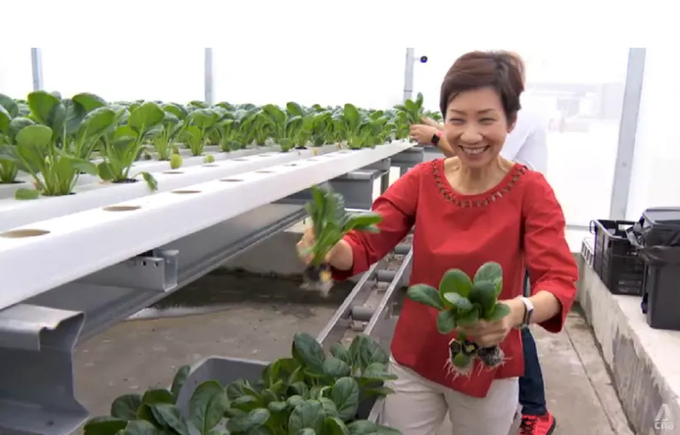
[97,101,164,191]
[406,262,510,377]
[0,91,107,199]
[182,108,219,156]
[0,93,21,183]
[301,183,383,296]
[393,92,425,126]
[84,333,401,435]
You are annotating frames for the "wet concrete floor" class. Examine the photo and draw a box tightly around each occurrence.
[72,271,635,434]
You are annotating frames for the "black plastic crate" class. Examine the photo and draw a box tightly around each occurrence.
[590,219,644,295]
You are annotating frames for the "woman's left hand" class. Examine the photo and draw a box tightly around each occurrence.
[457,300,524,347]
[409,124,439,145]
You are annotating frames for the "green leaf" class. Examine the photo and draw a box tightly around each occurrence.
[439,269,473,299]
[231,395,261,412]
[170,365,190,401]
[406,284,444,310]
[361,362,397,382]
[15,188,40,200]
[288,400,325,435]
[324,416,350,435]
[330,377,360,422]
[322,356,352,378]
[330,343,352,366]
[15,124,52,147]
[341,213,383,233]
[128,102,165,136]
[456,306,480,326]
[189,380,229,435]
[123,420,159,435]
[141,172,158,192]
[485,302,511,322]
[320,397,339,418]
[291,332,326,373]
[207,428,229,435]
[70,157,98,176]
[348,335,388,370]
[267,401,288,413]
[474,262,503,296]
[149,403,190,435]
[442,293,473,312]
[142,389,174,405]
[227,408,270,433]
[436,310,456,334]
[83,416,127,435]
[98,162,116,181]
[110,394,142,420]
[468,281,498,312]
[376,424,402,435]
[346,420,377,435]
[286,395,304,409]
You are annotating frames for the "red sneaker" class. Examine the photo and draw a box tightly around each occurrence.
[520,412,556,435]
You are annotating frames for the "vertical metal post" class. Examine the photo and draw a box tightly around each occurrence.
[30,48,43,91]
[403,48,415,102]
[204,48,214,105]
[608,48,646,221]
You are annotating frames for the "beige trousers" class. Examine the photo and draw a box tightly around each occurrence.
[382,357,519,435]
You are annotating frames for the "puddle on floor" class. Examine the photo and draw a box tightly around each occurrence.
[131,269,357,320]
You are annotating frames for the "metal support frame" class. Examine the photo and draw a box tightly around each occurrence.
[0,304,87,435]
[30,48,43,91]
[403,48,415,102]
[281,163,390,210]
[204,48,214,105]
[609,48,646,221]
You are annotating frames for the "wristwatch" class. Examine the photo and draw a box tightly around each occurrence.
[515,296,534,329]
[431,131,442,146]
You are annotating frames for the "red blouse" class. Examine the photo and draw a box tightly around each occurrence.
[332,159,578,398]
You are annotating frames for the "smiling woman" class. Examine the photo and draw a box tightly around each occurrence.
[296,50,578,435]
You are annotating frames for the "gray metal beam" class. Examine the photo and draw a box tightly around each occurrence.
[0,304,87,435]
[30,48,43,91]
[204,47,214,105]
[609,48,646,220]
[25,203,307,342]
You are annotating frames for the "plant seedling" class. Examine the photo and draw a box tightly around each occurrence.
[203,153,215,164]
[83,333,401,435]
[170,153,183,170]
[301,183,382,296]
[406,262,510,377]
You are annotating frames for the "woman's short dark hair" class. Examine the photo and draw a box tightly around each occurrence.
[439,50,525,124]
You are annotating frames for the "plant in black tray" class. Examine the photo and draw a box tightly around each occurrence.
[406,262,511,378]
[302,183,383,296]
[84,333,401,435]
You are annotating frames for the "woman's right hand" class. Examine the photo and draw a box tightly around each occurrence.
[296,227,348,268]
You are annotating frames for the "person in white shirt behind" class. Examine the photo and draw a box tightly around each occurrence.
[408,52,556,435]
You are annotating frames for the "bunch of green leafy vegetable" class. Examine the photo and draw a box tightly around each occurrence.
[406,262,510,376]
[83,333,400,435]
[304,183,383,268]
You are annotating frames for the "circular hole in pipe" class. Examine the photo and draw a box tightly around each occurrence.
[220,178,244,182]
[233,158,248,161]
[163,170,184,175]
[255,170,274,174]
[307,158,318,161]
[103,205,141,212]
[284,163,298,166]
[202,163,219,167]
[0,229,50,239]
[171,190,202,194]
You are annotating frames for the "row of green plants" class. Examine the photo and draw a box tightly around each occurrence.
[84,333,400,435]
[0,91,440,200]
